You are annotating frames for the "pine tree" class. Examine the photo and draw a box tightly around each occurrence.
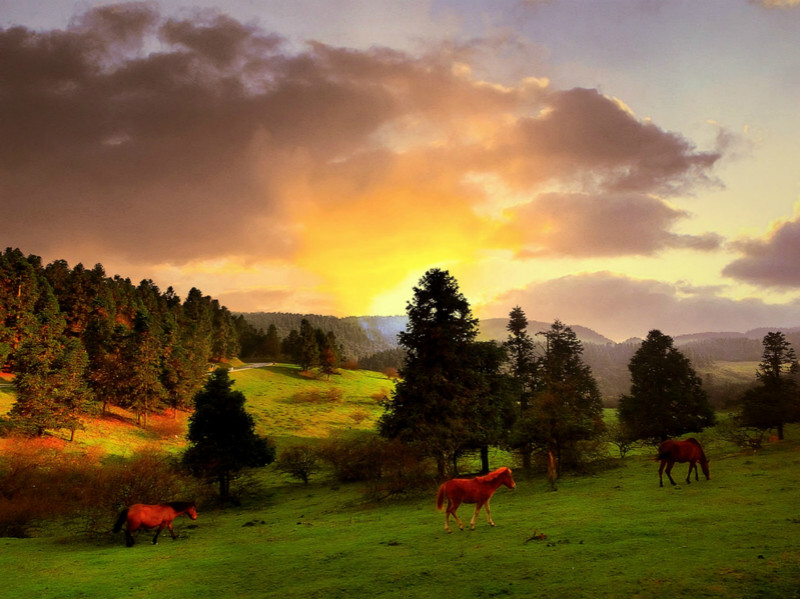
[519,320,603,471]
[378,268,480,476]
[740,331,799,440]
[9,264,94,437]
[183,368,275,500]
[618,329,715,442]
[504,306,539,468]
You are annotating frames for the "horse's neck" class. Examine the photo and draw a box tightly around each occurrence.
[482,477,506,492]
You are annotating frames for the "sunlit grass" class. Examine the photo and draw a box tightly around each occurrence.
[1,433,798,599]
[2,363,800,598]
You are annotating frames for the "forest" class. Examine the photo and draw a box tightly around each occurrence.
[0,248,242,435]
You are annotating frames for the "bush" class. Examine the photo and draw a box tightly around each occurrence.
[319,433,384,482]
[317,433,436,498]
[0,439,204,538]
[276,445,320,484]
[290,388,343,404]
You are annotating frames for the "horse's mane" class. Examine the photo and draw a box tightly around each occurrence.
[684,438,708,461]
[475,467,510,483]
[165,501,195,510]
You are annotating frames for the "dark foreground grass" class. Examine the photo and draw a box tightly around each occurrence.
[2,438,799,599]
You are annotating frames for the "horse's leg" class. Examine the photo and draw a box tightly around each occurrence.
[448,501,464,531]
[125,527,135,547]
[665,461,676,486]
[659,460,666,487]
[686,461,695,484]
[693,460,700,481]
[470,503,482,530]
[152,524,165,545]
[484,500,495,527]
[167,522,177,540]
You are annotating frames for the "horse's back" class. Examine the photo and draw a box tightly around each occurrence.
[659,439,704,462]
[443,478,484,504]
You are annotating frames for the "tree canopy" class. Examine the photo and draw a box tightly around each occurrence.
[378,268,483,476]
[183,368,275,500]
[617,329,715,442]
[740,331,799,440]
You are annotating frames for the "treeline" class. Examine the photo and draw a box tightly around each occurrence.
[0,248,240,437]
[238,312,405,360]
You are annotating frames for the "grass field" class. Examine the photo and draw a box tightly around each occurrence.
[1,364,799,598]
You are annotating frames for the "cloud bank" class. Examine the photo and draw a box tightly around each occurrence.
[1,3,744,323]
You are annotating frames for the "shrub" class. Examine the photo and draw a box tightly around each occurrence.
[318,433,435,497]
[0,439,203,538]
[276,445,320,484]
[290,388,343,404]
[318,433,385,482]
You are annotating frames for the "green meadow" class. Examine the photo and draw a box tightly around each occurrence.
[1,365,799,599]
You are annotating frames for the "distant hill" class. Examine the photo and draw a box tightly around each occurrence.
[477,318,616,346]
[238,312,406,359]
[238,312,800,402]
[239,312,616,360]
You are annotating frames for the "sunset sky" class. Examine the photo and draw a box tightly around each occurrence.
[2,0,800,341]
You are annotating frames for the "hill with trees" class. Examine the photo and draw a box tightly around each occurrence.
[1,248,240,438]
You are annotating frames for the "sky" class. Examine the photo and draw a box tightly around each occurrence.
[2,0,800,342]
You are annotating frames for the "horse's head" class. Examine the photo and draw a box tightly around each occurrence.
[700,458,710,480]
[501,467,516,490]
[188,504,198,520]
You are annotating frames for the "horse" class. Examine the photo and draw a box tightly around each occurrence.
[113,501,197,547]
[656,438,710,487]
[435,466,516,532]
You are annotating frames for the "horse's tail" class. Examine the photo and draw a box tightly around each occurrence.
[112,508,129,533]
[435,483,447,512]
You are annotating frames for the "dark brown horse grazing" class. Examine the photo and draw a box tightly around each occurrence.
[656,438,710,487]
[435,467,516,532]
[113,502,197,547]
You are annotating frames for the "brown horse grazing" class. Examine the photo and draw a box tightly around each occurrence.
[435,467,516,532]
[656,438,710,487]
[113,502,197,547]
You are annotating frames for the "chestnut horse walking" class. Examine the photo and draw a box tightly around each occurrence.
[656,438,710,487]
[435,467,516,532]
[113,501,197,547]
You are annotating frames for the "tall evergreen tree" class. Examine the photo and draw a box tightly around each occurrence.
[298,319,319,371]
[740,331,799,440]
[618,329,715,442]
[183,368,275,500]
[126,311,167,427]
[264,324,281,361]
[378,268,480,476]
[9,265,94,437]
[515,320,603,472]
[504,306,539,468]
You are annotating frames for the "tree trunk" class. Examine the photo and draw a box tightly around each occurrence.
[521,444,532,470]
[480,446,490,474]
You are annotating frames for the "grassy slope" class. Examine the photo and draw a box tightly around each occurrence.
[2,364,800,598]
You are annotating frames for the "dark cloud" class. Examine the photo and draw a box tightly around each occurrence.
[0,5,723,271]
[489,87,721,194]
[502,192,722,257]
[487,272,800,341]
[724,218,800,286]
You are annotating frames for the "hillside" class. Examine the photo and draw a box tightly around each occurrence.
[238,312,800,401]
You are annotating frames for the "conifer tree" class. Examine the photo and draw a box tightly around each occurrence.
[378,268,480,476]
[618,329,715,442]
[740,331,799,440]
[183,368,275,500]
[504,306,539,468]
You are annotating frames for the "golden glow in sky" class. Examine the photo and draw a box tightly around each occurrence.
[2,0,800,340]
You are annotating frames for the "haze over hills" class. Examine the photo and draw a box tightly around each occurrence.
[239,312,800,402]
[239,312,800,357]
